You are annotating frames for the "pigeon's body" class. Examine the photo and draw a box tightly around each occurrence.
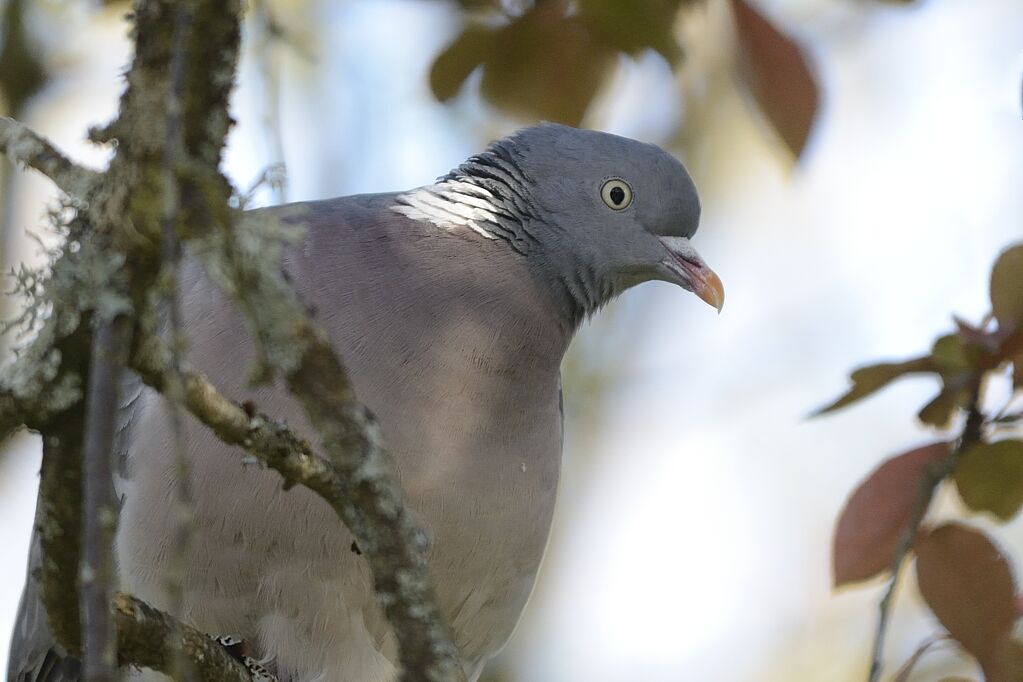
[10,124,722,682]
[120,193,569,681]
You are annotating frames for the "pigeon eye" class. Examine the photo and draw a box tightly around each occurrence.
[600,179,633,210]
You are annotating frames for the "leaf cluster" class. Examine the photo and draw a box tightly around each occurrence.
[430,0,688,126]
[820,243,1023,680]
[429,0,821,158]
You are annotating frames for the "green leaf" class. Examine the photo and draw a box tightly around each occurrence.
[577,0,685,63]
[814,356,935,416]
[918,333,983,428]
[954,440,1023,521]
[917,388,967,429]
[832,443,948,587]
[991,244,1023,330]
[429,25,495,102]
[915,523,1017,672]
[931,333,976,372]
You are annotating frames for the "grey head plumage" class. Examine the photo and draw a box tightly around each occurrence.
[393,123,723,323]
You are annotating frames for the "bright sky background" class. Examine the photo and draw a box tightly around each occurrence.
[2,1,1023,680]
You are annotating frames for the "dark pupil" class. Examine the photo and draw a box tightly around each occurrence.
[609,186,625,205]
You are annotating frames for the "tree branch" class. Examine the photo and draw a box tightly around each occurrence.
[135,317,470,682]
[157,7,199,680]
[285,334,465,681]
[133,281,465,681]
[194,226,465,680]
[1,0,465,675]
[32,321,95,657]
[81,314,133,682]
[113,593,252,682]
[0,117,99,200]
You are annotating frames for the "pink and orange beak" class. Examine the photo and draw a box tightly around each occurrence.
[658,236,725,312]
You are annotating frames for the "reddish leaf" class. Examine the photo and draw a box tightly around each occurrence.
[833,443,948,587]
[954,316,1001,354]
[478,4,615,125]
[730,0,819,159]
[814,356,935,416]
[991,244,1023,330]
[955,440,1023,521]
[915,523,1017,670]
[986,634,1023,682]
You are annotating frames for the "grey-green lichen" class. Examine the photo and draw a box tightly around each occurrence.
[0,205,135,438]
[0,117,101,200]
[1,0,465,677]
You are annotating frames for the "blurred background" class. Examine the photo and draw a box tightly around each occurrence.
[1,0,1022,679]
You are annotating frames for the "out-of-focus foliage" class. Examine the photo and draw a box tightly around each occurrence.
[819,243,1023,680]
[813,357,936,417]
[832,442,947,586]
[819,246,1023,429]
[991,245,1023,337]
[915,523,1021,680]
[728,0,816,159]
[429,0,821,158]
[954,440,1023,521]
[430,0,689,125]
[0,0,47,114]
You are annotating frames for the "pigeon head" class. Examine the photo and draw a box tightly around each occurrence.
[393,123,724,319]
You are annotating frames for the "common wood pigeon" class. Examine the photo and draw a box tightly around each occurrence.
[9,123,723,682]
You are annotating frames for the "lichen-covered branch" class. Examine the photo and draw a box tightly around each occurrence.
[195,225,465,681]
[113,594,252,682]
[81,314,133,682]
[285,331,465,682]
[35,328,93,657]
[134,301,465,680]
[156,10,201,681]
[2,0,464,677]
[0,117,99,200]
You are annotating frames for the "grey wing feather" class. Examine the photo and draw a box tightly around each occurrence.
[7,373,145,682]
[7,532,81,682]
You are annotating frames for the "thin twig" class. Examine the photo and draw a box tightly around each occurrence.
[252,0,288,204]
[867,397,984,682]
[81,314,133,682]
[0,117,99,200]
